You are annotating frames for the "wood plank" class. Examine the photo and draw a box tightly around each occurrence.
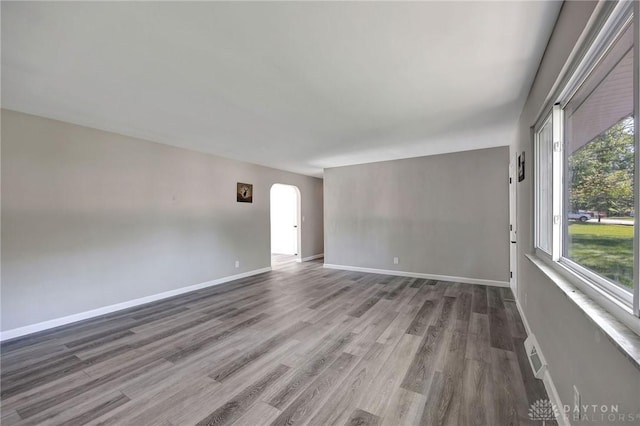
[209,321,309,382]
[195,364,289,426]
[164,313,269,363]
[348,291,387,318]
[471,285,488,314]
[465,313,491,361]
[504,301,527,339]
[456,292,472,322]
[0,409,21,426]
[345,310,398,357]
[375,302,420,345]
[305,343,388,426]
[418,371,443,425]
[91,372,219,425]
[16,356,170,419]
[277,314,354,368]
[17,362,171,426]
[405,299,437,336]
[489,306,513,351]
[423,319,469,426]
[458,359,492,426]
[1,346,72,377]
[268,332,354,409]
[1,371,93,413]
[400,297,455,394]
[231,402,281,426]
[409,279,435,288]
[490,347,525,425]
[308,286,352,309]
[1,354,82,390]
[487,287,504,309]
[108,340,298,425]
[57,392,131,426]
[346,408,381,426]
[1,355,87,400]
[358,333,422,416]
[269,352,357,426]
[384,278,412,300]
[380,387,426,426]
[443,282,462,298]
[120,374,220,425]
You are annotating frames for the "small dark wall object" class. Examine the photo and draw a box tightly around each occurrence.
[518,152,525,182]
[237,182,253,203]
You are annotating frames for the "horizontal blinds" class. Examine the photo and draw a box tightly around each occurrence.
[565,23,633,154]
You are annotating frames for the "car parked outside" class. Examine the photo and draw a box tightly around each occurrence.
[568,212,592,222]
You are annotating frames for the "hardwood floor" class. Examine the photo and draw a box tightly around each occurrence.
[271,254,299,267]
[0,260,551,425]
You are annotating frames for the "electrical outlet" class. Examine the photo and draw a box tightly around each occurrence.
[393,257,399,265]
[573,385,581,416]
[235,260,240,268]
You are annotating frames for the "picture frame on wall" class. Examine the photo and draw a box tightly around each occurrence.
[237,182,253,203]
[518,152,525,182]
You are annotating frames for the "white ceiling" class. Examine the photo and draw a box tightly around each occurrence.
[2,1,562,177]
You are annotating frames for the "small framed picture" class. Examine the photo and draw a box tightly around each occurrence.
[518,152,525,182]
[237,182,253,203]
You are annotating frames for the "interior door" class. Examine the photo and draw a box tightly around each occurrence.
[509,155,518,294]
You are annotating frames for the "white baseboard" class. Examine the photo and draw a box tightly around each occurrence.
[543,370,569,426]
[302,253,324,262]
[514,298,533,336]
[514,299,569,426]
[0,267,272,342]
[322,263,510,288]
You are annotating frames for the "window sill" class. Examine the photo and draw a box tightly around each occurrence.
[526,254,640,371]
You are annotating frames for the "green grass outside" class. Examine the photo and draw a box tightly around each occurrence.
[567,223,633,289]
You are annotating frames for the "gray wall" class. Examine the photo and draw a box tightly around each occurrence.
[324,147,509,283]
[1,109,323,332]
[515,1,640,422]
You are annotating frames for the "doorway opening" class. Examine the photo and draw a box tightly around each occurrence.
[270,184,301,267]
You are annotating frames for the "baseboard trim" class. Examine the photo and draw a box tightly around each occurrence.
[322,263,510,288]
[0,267,272,342]
[514,298,533,336]
[302,253,324,262]
[514,299,568,426]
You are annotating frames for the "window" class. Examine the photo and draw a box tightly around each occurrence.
[535,114,554,255]
[534,1,638,318]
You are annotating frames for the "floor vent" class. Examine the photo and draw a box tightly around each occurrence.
[524,334,547,379]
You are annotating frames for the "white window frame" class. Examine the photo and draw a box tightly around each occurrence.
[551,104,563,261]
[534,106,563,262]
[533,0,639,322]
[534,112,554,259]
[634,0,640,318]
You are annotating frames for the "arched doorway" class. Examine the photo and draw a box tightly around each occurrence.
[270,184,301,266]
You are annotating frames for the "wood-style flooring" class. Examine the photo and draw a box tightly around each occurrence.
[0,260,551,425]
[271,254,299,267]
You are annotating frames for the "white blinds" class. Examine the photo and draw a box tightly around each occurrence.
[565,23,634,154]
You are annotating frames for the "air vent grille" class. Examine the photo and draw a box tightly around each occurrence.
[524,335,547,379]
